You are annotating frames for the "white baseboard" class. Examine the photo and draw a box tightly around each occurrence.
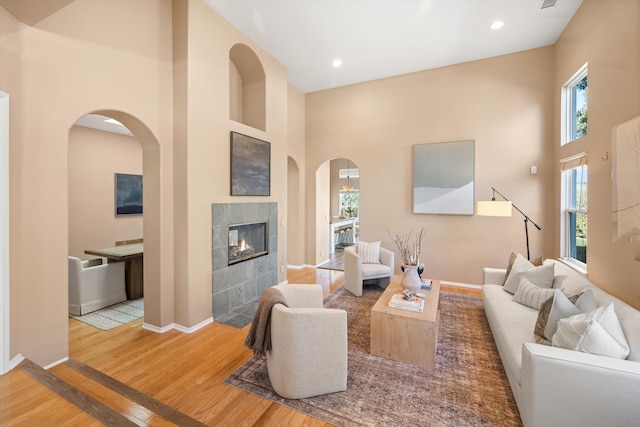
[440,280,482,290]
[278,279,289,286]
[143,317,214,334]
[287,264,305,270]
[4,353,24,373]
[43,356,68,370]
[173,317,213,334]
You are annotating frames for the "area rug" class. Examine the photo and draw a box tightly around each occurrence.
[70,298,144,331]
[224,288,522,426]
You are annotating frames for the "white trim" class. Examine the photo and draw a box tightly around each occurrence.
[278,279,289,286]
[440,280,482,290]
[43,356,68,370]
[142,317,214,334]
[8,354,23,372]
[286,264,305,270]
[173,317,213,334]
[0,92,10,375]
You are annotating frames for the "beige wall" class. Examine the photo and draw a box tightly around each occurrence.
[68,125,143,259]
[287,83,306,267]
[1,0,291,367]
[553,0,640,308]
[307,47,556,284]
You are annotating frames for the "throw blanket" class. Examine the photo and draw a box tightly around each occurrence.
[244,288,287,357]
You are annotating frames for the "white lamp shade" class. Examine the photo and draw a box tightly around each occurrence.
[477,200,512,217]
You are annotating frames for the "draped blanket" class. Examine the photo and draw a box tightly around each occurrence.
[244,288,287,357]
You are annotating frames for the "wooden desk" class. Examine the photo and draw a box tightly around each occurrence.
[85,243,143,299]
[370,277,441,370]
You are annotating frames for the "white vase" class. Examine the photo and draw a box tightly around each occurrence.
[401,265,422,293]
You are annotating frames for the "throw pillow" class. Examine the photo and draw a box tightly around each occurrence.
[552,303,631,359]
[534,289,597,345]
[357,241,381,264]
[513,278,557,310]
[504,252,543,285]
[504,255,554,294]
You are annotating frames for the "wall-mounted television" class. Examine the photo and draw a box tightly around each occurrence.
[115,173,143,216]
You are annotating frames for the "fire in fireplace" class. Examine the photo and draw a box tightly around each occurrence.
[228,221,268,265]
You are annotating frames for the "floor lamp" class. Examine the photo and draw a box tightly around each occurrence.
[477,187,542,260]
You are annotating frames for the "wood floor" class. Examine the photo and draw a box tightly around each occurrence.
[0,268,480,426]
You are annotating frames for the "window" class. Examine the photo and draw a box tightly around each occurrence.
[561,63,588,145]
[339,190,359,218]
[560,154,587,267]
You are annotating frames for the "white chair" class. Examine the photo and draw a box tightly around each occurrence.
[343,244,394,296]
[267,284,348,399]
[68,256,126,315]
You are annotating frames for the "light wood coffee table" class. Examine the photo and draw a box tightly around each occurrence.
[370,276,441,370]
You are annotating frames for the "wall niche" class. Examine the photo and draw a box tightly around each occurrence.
[229,43,266,131]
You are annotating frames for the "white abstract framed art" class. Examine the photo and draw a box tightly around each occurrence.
[413,140,475,215]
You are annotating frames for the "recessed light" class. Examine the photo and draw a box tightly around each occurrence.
[490,21,504,30]
[332,58,342,68]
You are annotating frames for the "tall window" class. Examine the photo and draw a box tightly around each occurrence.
[562,63,588,145]
[561,155,587,266]
[339,191,359,218]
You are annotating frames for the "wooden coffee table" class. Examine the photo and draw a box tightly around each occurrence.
[370,277,441,370]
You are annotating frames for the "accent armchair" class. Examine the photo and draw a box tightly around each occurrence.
[267,284,348,399]
[343,243,394,296]
[68,256,126,315]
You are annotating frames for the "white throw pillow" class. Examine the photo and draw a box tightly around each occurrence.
[513,278,557,310]
[504,254,554,294]
[357,241,381,264]
[552,303,631,359]
[534,289,597,345]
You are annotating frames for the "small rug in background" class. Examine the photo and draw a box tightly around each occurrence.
[225,288,522,427]
[70,298,144,331]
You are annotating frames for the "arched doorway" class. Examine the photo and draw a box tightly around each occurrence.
[67,110,164,343]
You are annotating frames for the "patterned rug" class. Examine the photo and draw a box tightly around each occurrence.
[225,288,522,426]
[70,298,144,331]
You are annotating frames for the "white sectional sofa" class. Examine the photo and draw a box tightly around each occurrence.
[482,258,640,427]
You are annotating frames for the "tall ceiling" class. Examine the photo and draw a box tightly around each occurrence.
[204,0,583,93]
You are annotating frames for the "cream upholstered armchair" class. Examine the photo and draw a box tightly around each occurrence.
[267,284,348,399]
[68,256,126,315]
[343,241,394,296]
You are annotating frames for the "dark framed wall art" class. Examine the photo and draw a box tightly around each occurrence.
[413,140,475,215]
[115,173,143,216]
[230,131,271,196]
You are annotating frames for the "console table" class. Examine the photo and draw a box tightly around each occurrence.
[85,243,143,299]
[370,277,441,370]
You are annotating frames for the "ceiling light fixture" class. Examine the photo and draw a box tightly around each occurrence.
[490,21,504,30]
[332,58,342,68]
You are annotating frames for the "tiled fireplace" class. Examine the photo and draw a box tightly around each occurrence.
[212,202,277,319]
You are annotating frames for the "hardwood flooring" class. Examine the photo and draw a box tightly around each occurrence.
[0,268,480,426]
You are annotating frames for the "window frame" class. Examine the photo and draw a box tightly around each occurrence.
[339,190,359,218]
[561,63,588,146]
[560,157,588,270]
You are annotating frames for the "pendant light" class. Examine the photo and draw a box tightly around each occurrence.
[342,159,352,192]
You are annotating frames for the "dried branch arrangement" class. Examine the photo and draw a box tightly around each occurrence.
[388,227,426,266]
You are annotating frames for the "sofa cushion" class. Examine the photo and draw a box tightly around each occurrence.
[504,255,554,294]
[550,260,596,296]
[361,263,391,279]
[513,278,557,310]
[357,241,381,264]
[552,303,630,359]
[504,252,543,285]
[533,289,597,345]
[590,288,640,362]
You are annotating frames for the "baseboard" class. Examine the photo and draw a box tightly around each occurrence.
[287,264,305,270]
[440,280,482,290]
[43,356,68,370]
[173,317,213,334]
[142,322,174,333]
[4,353,25,374]
[278,279,289,286]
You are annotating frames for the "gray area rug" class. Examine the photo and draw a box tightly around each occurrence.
[70,298,144,331]
[224,287,522,426]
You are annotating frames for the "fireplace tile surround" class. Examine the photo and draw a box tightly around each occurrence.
[212,202,277,320]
